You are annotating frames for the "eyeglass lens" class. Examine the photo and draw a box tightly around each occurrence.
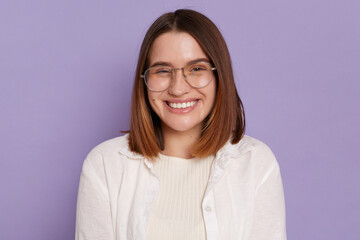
[145,62,214,91]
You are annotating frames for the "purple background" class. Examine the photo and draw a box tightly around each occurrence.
[1,0,359,239]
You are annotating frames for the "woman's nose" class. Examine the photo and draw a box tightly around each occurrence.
[167,68,191,96]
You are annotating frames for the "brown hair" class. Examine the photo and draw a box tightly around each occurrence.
[128,9,245,160]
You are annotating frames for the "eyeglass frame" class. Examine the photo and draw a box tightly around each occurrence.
[140,61,216,92]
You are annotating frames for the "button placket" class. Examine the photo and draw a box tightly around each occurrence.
[205,206,212,212]
[202,191,218,240]
[139,158,160,240]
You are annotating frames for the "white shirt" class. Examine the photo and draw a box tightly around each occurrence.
[75,134,287,240]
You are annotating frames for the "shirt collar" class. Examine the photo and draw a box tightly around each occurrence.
[213,135,255,169]
[118,134,255,169]
[117,134,145,159]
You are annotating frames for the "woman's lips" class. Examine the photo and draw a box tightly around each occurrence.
[164,99,199,113]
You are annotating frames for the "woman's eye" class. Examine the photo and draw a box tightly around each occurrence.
[154,69,170,74]
[190,66,206,72]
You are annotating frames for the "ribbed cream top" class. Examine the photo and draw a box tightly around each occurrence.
[145,153,214,240]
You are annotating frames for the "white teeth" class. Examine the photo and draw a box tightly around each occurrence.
[168,100,198,109]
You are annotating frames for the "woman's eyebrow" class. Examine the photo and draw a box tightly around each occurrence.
[150,61,171,68]
[187,58,211,65]
[150,58,211,68]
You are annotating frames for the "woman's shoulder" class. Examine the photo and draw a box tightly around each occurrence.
[226,135,275,156]
[224,135,279,168]
[224,135,282,185]
[83,134,141,165]
[243,135,276,155]
[80,134,144,183]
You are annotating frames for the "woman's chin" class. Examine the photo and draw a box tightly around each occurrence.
[162,120,202,134]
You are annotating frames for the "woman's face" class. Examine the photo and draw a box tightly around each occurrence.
[147,31,216,134]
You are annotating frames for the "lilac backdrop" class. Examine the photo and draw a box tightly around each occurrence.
[1,0,359,239]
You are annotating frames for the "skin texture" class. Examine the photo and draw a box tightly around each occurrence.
[147,31,216,158]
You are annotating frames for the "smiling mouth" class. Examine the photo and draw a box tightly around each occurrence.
[166,100,199,109]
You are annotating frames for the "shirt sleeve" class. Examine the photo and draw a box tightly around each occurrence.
[249,148,287,240]
[75,154,115,240]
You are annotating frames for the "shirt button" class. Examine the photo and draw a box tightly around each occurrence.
[205,206,212,212]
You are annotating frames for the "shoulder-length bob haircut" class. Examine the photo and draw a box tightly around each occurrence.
[128,9,245,160]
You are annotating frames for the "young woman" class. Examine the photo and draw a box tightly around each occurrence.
[76,9,286,240]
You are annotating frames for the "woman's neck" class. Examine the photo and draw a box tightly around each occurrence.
[161,124,201,159]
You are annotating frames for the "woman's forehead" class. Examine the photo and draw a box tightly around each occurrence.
[148,31,208,66]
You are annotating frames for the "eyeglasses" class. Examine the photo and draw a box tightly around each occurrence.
[140,61,216,92]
